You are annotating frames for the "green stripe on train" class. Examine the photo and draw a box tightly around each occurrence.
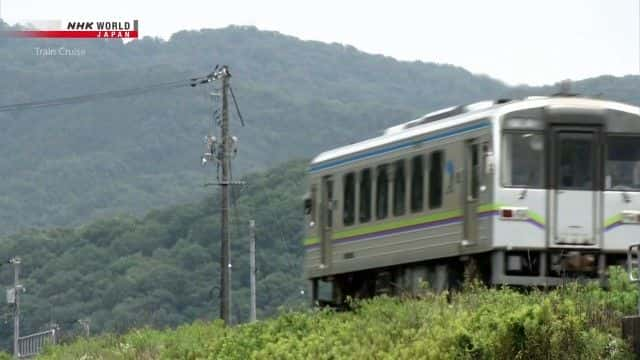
[303,203,545,247]
[527,211,546,225]
[304,236,319,246]
[304,203,495,246]
[333,208,464,240]
[604,213,622,228]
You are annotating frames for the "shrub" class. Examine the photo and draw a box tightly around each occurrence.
[40,270,636,359]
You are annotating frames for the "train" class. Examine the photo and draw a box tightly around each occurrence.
[302,94,640,306]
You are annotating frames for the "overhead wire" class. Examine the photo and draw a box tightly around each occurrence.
[0,74,215,113]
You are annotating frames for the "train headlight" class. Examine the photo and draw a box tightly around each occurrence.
[621,210,640,224]
[515,208,528,219]
[499,207,529,221]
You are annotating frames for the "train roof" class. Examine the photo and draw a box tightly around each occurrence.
[310,96,640,169]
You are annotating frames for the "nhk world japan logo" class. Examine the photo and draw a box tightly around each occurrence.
[7,19,139,39]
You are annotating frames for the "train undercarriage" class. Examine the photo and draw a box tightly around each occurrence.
[310,249,628,308]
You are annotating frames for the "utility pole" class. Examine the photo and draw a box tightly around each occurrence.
[219,65,232,325]
[200,64,244,326]
[9,257,21,358]
[249,220,257,322]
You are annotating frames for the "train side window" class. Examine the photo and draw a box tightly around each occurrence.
[359,169,372,223]
[410,155,424,212]
[470,143,480,200]
[310,185,317,222]
[393,160,406,216]
[305,185,316,217]
[376,165,389,220]
[429,151,443,209]
[324,177,334,228]
[343,173,356,226]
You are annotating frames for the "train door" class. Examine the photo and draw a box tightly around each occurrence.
[464,139,482,243]
[320,176,334,268]
[549,126,602,246]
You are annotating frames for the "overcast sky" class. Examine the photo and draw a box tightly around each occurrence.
[1,0,639,86]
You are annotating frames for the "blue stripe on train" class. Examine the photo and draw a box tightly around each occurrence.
[309,121,491,173]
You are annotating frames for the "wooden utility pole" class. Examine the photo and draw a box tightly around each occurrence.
[219,65,232,325]
[249,220,256,322]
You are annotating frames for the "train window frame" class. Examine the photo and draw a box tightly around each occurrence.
[470,143,480,200]
[605,134,640,192]
[376,165,389,220]
[410,155,424,213]
[343,172,356,226]
[393,159,406,217]
[323,176,334,229]
[359,168,372,223]
[429,151,444,209]
[501,130,546,189]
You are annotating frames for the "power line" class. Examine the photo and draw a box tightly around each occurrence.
[0,73,217,113]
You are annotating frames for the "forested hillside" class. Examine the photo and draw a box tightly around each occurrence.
[1,20,639,233]
[0,160,308,351]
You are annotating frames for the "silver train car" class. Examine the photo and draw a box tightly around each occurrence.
[303,95,640,305]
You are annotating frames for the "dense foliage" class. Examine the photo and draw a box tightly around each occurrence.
[0,160,308,351]
[0,20,639,233]
[40,268,638,359]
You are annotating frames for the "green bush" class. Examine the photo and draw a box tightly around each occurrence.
[40,269,637,359]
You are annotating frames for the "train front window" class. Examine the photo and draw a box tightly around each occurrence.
[607,136,640,190]
[557,133,594,189]
[502,132,544,188]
